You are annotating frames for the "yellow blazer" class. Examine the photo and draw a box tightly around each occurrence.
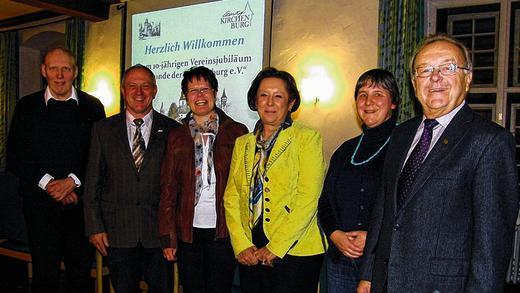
[224,122,326,258]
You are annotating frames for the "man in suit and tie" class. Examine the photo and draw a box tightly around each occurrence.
[6,46,106,292]
[84,64,179,292]
[357,34,519,293]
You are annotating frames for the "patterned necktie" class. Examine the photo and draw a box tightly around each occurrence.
[397,119,439,210]
[132,118,146,172]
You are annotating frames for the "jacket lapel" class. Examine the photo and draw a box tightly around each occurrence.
[139,111,167,172]
[243,125,293,186]
[389,118,421,215]
[114,113,137,170]
[244,134,256,187]
[397,105,475,214]
[265,127,293,172]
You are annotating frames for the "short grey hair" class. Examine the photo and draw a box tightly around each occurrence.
[409,34,472,79]
[121,64,157,87]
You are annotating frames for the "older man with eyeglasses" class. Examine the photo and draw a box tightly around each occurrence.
[357,34,519,293]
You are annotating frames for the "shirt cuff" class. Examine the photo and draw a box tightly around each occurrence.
[68,173,81,187]
[38,174,54,190]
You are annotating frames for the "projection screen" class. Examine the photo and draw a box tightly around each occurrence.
[131,0,271,130]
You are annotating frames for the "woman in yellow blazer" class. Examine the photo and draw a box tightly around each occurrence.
[224,67,326,293]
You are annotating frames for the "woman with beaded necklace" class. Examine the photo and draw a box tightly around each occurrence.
[318,69,400,293]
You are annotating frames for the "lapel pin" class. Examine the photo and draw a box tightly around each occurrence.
[158,129,164,133]
[443,139,448,145]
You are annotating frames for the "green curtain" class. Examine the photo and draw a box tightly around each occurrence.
[65,17,86,90]
[0,31,19,171]
[378,0,424,122]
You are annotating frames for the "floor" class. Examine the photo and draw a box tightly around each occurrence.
[0,255,241,293]
[1,255,520,293]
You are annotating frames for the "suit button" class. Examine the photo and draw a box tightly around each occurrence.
[264,177,269,182]
[265,198,270,202]
[264,187,270,193]
[360,205,364,210]
[265,208,270,212]
[360,188,365,192]
[265,218,270,222]
[393,224,400,230]
[136,202,141,206]
[384,259,388,265]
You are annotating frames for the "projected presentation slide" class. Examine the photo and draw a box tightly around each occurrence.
[132,0,266,130]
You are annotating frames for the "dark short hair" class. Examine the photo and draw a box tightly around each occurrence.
[181,66,218,95]
[42,45,77,69]
[122,64,156,86]
[409,34,472,79]
[247,67,300,112]
[354,69,400,110]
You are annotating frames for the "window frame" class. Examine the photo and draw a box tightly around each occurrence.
[426,0,520,127]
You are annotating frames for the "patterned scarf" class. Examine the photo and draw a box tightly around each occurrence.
[189,112,218,206]
[248,121,286,229]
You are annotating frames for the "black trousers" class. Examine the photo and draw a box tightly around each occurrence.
[239,253,324,293]
[23,198,94,293]
[107,245,172,293]
[177,228,237,293]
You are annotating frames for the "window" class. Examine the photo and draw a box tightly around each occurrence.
[429,0,520,189]
[448,12,499,86]
[430,0,520,126]
[509,2,520,87]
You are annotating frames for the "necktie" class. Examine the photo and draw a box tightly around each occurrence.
[132,118,146,172]
[396,119,439,210]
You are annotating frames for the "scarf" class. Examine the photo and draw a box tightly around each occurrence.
[248,117,292,228]
[189,112,218,206]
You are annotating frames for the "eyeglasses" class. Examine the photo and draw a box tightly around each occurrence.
[187,87,212,96]
[414,62,471,78]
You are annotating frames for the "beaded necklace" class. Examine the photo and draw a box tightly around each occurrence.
[350,133,391,166]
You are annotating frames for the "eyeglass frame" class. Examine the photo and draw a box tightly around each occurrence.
[413,62,471,78]
[186,87,213,96]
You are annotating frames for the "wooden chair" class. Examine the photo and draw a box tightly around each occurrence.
[0,241,179,293]
[0,239,33,282]
[94,250,180,293]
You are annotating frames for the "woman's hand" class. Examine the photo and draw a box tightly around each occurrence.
[346,230,367,252]
[330,230,365,258]
[357,280,371,293]
[237,246,259,266]
[255,247,277,267]
[163,248,177,261]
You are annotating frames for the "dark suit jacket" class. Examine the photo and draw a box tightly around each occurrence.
[6,89,106,203]
[83,110,180,248]
[361,104,519,292]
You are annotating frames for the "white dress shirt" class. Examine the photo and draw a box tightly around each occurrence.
[403,101,465,167]
[126,110,153,149]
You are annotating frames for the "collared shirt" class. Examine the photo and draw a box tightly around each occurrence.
[403,101,465,166]
[44,85,79,105]
[38,86,81,190]
[126,110,153,149]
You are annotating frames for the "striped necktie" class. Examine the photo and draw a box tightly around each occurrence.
[132,118,146,172]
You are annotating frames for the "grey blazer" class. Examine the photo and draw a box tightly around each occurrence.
[83,111,180,248]
[361,104,519,292]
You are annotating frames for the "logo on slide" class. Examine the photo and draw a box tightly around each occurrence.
[220,1,254,30]
[138,18,161,40]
